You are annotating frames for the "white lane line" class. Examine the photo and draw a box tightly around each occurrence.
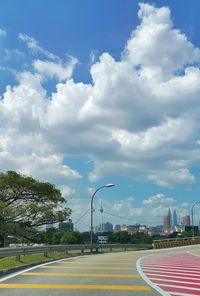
[146,273,200,280]
[168,293,199,296]
[141,266,200,273]
[142,271,200,279]
[136,256,170,296]
[141,264,200,270]
[187,251,200,258]
[141,269,200,276]
[149,277,200,284]
[158,283,200,292]
[149,278,200,288]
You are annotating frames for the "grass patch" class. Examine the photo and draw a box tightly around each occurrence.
[0,252,75,271]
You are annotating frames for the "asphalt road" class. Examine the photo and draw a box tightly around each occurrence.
[1,245,200,296]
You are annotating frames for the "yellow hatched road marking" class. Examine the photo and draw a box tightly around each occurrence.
[0,283,151,291]
[22,272,139,278]
[57,261,133,265]
[41,266,135,270]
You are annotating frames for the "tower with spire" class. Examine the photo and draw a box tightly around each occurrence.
[100,200,104,232]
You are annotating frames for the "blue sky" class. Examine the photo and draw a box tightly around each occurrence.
[1,0,200,231]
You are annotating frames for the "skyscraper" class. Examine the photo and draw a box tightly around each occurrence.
[173,209,178,227]
[183,215,190,226]
[163,215,171,230]
[168,208,172,228]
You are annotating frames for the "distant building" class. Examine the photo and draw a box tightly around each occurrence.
[183,215,190,226]
[185,225,198,232]
[168,208,172,228]
[95,222,113,233]
[163,215,171,230]
[114,224,140,234]
[149,225,163,235]
[127,224,140,234]
[104,222,113,232]
[58,219,73,232]
[120,225,128,232]
[114,225,121,232]
[173,209,178,227]
[139,226,148,233]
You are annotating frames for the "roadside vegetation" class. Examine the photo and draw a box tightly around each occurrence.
[0,171,71,247]
[0,252,78,272]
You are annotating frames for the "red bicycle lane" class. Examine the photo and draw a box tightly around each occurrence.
[137,252,200,296]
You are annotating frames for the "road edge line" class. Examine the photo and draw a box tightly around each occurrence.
[0,255,88,283]
[136,254,170,296]
[187,250,200,257]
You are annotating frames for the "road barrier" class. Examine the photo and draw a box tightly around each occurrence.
[0,243,148,261]
[153,237,200,249]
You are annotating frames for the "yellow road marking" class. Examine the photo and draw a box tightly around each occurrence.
[0,283,151,291]
[57,262,133,265]
[22,272,139,278]
[41,266,135,270]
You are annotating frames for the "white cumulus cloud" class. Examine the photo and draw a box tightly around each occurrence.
[19,33,57,60]
[143,194,176,206]
[1,3,200,190]
[33,56,78,81]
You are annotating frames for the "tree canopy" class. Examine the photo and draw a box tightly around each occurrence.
[0,171,71,246]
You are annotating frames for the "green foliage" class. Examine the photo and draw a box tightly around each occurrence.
[108,231,153,244]
[0,171,71,246]
[108,231,131,243]
[60,231,83,245]
[80,231,91,243]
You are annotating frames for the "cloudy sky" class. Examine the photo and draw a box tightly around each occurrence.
[1,0,200,231]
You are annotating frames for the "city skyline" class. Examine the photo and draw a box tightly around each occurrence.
[1,1,200,231]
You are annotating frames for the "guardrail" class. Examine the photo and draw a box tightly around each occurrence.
[0,243,148,261]
[153,236,200,249]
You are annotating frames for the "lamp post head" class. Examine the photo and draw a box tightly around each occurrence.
[90,183,115,245]
[105,183,115,188]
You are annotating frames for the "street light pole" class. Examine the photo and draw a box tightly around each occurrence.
[191,202,200,238]
[90,184,114,245]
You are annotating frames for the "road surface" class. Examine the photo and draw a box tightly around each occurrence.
[1,245,200,296]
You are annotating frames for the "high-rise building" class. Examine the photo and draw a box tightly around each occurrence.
[183,215,190,226]
[168,208,172,228]
[173,209,178,227]
[163,214,171,230]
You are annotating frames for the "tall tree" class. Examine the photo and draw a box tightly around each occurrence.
[0,171,71,246]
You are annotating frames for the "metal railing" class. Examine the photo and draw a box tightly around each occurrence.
[0,243,148,261]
